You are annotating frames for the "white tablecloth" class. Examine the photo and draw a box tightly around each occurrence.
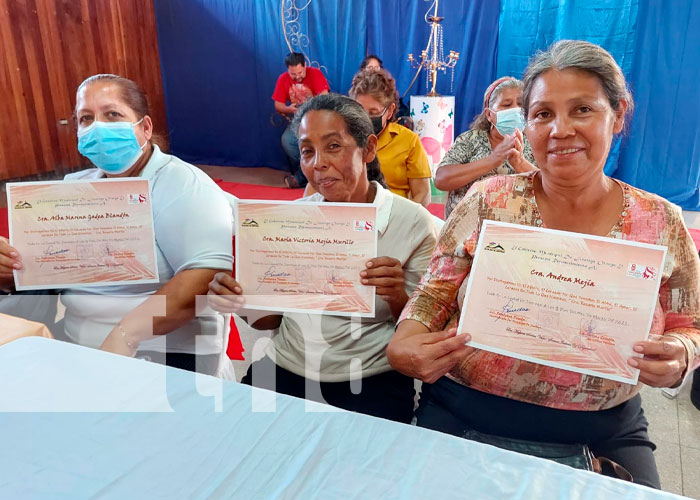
[0,337,688,499]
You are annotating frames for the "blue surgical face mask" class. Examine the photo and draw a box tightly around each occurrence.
[77,118,146,174]
[493,107,525,136]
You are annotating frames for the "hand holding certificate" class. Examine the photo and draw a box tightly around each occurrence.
[7,179,159,290]
[235,200,377,316]
[458,221,667,384]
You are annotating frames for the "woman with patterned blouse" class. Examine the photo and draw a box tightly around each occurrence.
[434,77,538,218]
[387,41,700,489]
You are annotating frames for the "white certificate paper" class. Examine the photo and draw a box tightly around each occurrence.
[235,200,378,317]
[458,221,667,384]
[8,179,159,290]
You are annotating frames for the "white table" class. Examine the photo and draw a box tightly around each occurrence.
[0,337,688,499]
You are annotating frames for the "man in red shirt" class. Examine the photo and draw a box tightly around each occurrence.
[272,52,329,188]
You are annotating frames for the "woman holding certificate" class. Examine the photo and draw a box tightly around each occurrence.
[0,74,234,376]
[208,94,438,423]
[387,40,700,487]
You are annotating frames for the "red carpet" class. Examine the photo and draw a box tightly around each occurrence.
[216,180,304,201]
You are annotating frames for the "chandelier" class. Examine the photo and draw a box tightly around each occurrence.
[407,0,459,97]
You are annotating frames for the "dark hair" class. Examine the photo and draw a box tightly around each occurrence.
[285,52,306,67]
[291,93,387,188]
[349,68,399,120]
[522,40,634,126]
[76,73,167,150]
[360,55,383,71]
[77,74,149,118]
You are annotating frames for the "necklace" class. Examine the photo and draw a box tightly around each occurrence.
[529,173,631,235]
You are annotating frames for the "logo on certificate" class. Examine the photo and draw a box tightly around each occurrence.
[627,263,657,280]
[484,241,505,253]
[241,218,259,227]
[353,220,374,232]
[127,193,148,204]
[13,200,32,209]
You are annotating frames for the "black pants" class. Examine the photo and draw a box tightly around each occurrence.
[692,370,700,410]
[416,377,660,489]
[241,355,415,424]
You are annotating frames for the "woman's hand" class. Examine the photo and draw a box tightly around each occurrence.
[387,325,474,383]
[207,272,245,313]
[361,257,408,320]
[506,129,538,173]
[628,336,688,388]
[507,129,526,171]
[490,133,517,164]
[0,237,21,291]
[207,272,283,330]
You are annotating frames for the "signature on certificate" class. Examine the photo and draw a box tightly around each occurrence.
[263,266,292,278]
[494,298,530,322]
[257,266,292,291]
[501,298,529,314]
[43,246,70,257]
[579,318,599,336]
[40,246,70,268]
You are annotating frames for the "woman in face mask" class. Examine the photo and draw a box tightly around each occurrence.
[0,74,234,376]
[434,77,538,218]
[349,69,432,207]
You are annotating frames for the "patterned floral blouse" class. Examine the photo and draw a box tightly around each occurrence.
[400,172,700,411]
[437,128,535,219]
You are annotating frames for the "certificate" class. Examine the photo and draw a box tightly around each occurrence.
[458,221,667,384]
[235,200,378,316]
[8,179,159,290]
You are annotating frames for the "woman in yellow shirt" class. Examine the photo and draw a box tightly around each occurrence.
[349,69,432,207]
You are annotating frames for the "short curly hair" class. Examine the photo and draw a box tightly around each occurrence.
[348,68,399,120]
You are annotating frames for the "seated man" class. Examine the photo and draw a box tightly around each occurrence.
[272,52,329,188]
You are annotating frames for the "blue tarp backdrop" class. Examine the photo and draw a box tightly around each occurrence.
[153,0,499,172]
[497,0,699,210]
[614,0,700,210]
[153,0,700,210]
